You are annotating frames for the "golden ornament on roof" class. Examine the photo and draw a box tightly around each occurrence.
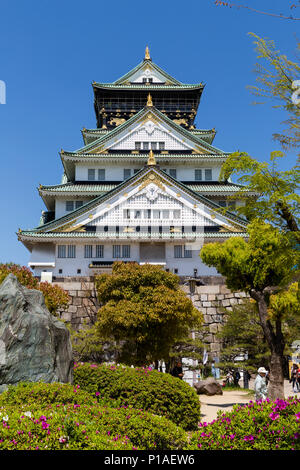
[145,46,151,60]
[147,93,153,107]
[147,149,156,166]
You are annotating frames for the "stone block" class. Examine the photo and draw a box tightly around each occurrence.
[204,315,213,324]
[209,324,218,334]
[78,291,91,298]
[67,306,78,314]
[67,290,77,297]
[200,294,208,301]
[203,301,212,307]
[207,294,216,301]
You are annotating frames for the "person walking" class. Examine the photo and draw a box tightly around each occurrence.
[291,364,299,392]
[254,367,268,401]
[233,369,241,387]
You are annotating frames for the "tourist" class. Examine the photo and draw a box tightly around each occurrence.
[171,361,184,380]
[254,367,268,400]
[291,364,299,392]
[225,370,234,386]
[233,369,241,387]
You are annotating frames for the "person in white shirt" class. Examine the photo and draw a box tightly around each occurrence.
[254,367,268,400]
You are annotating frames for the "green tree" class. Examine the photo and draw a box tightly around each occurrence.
[217,300,270,375]
[95,262,203,367]
[247,33,300,154]
[220,151,300,239]
[200,220,299,400]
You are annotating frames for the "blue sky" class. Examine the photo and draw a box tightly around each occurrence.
[0,0,298,266]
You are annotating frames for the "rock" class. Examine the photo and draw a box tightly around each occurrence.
[193,377,223,396]
[0,274,73,387]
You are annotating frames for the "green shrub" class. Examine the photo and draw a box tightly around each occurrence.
[0,404,133,450]
[0,383,187,450]
[0,382,95,407]
[73,362,200,431]
[186,396,300,450]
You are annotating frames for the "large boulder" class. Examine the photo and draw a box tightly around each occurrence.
[0,274,73,391]
[193,377,223,396]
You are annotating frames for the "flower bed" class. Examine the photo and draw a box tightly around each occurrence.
[186,396,300,450]
[73,362,200,431]
[0,383,187,450]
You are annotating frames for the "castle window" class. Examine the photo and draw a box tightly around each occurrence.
[67,245,76,258]
[174,245,192,258]
[122,245,131,258]
[159,142,165,150]
[75,201,83,209]
[98,169,106,181]
[57,245,66,258]
[184,246,192,258]
[195,169,202,181]
[66,201,74,211]
[88,169,95,181]
[205,169,212,181]
[135,142,141,150]
[113,245,121,258]
[113,245,130,258]
[142,142,149,150]
[84,245,93,258]
[169,169,177,178]
[95,245,104,258]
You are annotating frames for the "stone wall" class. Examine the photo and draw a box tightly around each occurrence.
[181,280,249,357]
[54,277,99,330]
[54,276,249,356]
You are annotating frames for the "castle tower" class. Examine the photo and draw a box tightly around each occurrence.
[18,48,252,280]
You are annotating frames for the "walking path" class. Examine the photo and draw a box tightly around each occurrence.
[199,379,299,423]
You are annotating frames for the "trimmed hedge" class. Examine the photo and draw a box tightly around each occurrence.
[0,382,95,407]
[186,396,300,450]
[73,362,201,431]
[0,383,187,450]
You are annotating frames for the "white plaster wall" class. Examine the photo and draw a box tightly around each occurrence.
[75,163,221,182]
[55,198,92,219]
[30,242,218,278]
[29,243,55,265]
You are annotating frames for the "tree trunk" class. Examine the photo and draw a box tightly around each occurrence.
[250,290,285,400]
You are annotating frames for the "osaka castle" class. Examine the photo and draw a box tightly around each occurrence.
[18,47,252,280]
